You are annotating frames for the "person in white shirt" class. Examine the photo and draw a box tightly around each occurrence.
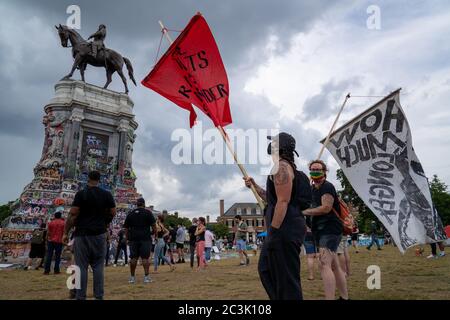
[204,229,215,262]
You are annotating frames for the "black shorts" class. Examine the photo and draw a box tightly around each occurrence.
[351,233,358,241]
[176,243,184,249]
[315,233,342,253]
[129,240,151,259]
[29,243,45,258]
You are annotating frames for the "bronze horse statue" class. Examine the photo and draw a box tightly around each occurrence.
[55,24,136,93]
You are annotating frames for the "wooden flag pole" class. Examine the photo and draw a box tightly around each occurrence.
[217,126,266,210]
[158,20,266,210]
[317,93,351,159]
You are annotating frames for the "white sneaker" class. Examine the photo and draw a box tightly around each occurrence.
[113,264,117,267]
[426,254,436,259]
[128,276,135,284]
[143,275,152,283]
[438,252,446,257]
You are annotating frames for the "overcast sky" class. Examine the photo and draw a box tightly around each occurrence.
[1,0,450,221]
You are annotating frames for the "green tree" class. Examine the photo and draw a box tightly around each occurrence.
[163,213,192,228]
[429,175,450,226]
[0,203,13,224]
[208,223,229,239]
[336,169,378,233]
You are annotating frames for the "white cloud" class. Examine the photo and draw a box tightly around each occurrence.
[243,3,450,186]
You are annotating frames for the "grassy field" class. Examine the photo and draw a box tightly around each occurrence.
[0,245,448,300]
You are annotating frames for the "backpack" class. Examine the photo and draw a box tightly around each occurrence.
[31,229,45,245]
[332,198,354,236]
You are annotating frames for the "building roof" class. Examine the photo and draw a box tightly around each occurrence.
[223,202,262,217]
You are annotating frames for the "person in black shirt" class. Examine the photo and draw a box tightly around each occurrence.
[244,132,310,300]
[168,226,177,264]
[303,160,348,300]
[124,198,156,284]
[114,228,128,266]
[63,171,116,300]
[188,218,199,269]
[24,223,47,270]
[153,215,175,272]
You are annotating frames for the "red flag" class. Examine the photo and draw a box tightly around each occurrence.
[142,14,232,128]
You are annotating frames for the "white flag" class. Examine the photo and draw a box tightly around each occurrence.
[324,89,446,252]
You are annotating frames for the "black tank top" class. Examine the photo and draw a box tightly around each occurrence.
[264,163,307,242]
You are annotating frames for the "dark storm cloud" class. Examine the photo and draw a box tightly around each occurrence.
[302,77,362,121]
[0,0,334,215]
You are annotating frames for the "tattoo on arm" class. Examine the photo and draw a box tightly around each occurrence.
[255,185,267,201]
[274,162,289,186]
[64,208,79,234]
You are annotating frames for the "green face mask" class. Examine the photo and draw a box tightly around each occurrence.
[310,170,324,179]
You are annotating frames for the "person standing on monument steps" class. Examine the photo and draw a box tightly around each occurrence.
[243,133,311,300]
[63,170,116,300]
[124,198,156,284]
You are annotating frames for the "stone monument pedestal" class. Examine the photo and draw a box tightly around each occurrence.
[1,80,142,262]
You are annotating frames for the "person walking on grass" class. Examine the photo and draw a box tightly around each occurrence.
[337,235,351,277]
[153,215,175,273]
[195,217,207,270]
[303,159,348,300]
[44,211,65,275]
[204,228,215,263]
[234,215,249,266]
[304,217,318,281]
[124,198,156,284]
[63,170,116,300]
[176,224,186,263]
[427,242,446,259]
[244,133,311,300]
[24,223,47,271]
[351,221,359,253]
[113,228,128,266]
[188,218,198,269]
[367,221,382,250]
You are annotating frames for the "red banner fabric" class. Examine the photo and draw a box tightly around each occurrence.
[142,14,232,128]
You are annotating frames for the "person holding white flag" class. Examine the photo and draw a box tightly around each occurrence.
[303,160,349,300]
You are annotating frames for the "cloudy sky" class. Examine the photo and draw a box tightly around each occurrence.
[1,0,450,220]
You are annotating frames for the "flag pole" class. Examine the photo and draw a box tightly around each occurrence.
[217,126,266,210]
[317,93,351,159]
[158,20,266,210]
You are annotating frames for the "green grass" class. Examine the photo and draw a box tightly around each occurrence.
[0,245,448,300]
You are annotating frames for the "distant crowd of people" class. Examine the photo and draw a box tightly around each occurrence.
[22,133,447,300]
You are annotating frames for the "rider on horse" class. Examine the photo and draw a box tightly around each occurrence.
[88,24,106,58]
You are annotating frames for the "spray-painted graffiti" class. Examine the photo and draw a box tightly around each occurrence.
[5,216,42,229]
[35,168,61,179]
[0,243,30,260]
[62,182,79,192]
[0,230,33,242]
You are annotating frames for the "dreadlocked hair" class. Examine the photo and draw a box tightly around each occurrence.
[279,149,297,170]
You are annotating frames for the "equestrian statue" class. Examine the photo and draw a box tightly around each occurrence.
[55,24,136,94]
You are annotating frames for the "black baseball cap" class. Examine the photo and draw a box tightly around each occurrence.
[137,198,145,206]
[267,132,299,157]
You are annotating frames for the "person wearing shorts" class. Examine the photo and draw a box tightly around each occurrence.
[124,198,156,284]
[303,159,348,300]
[234,215,249,266]
[336,235,351,277]
[351,222,359,253]
[304,218,317,281]
[175,224,186,263]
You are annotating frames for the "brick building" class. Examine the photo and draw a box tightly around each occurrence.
[217,199,265,243]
